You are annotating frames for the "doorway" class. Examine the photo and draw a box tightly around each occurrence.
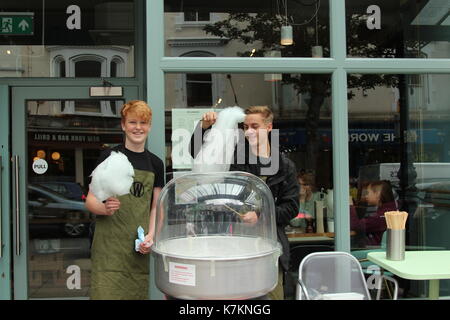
[5,86,137,299]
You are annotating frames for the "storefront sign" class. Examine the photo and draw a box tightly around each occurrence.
[279,128,443,146]
[348,131,395,143]
[32,133,101,143]
[0,13,34,35]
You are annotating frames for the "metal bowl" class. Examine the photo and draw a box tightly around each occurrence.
[152,236,281,300]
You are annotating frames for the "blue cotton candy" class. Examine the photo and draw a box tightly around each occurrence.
[134,226,145,252]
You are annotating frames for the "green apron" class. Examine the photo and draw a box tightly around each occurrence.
[90,169,155,300]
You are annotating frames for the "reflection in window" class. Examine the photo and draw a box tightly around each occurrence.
[59,61,66,77]
[110,56,124,77]
[75,60,102,78]
[184,11,210,22]
[164,0,330,58]
[27,100,123,117]
[165,72,333,192]
[348,73,450,298]
[186,73,213,106]
[111,61,118,77]
[75,101,102,113]
[346,0,450,59]
[0,0,136,78]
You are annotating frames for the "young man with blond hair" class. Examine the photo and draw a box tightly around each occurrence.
[190,106,299,300]
[85,100,164,299]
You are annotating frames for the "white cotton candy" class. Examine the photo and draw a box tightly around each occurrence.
[89,151,134,202]
[192,106,246,173]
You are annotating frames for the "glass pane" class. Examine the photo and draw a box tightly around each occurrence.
[59,61,66,77]
[0,0,136,77]
[348,73,450,298]
[165,0,330,58]
[197,11,211,22]
[74,100,102,113]
[165,72,333,299]
[110,61,117,78]
[187,73,212,82]
[184,12,197,21]
[346,0,450,58]
[27,99,124,298]
[75,61,102,78]
[186,82,212,106]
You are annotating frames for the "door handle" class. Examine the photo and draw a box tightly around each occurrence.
[12,155,21,256]
[0,155,2,258]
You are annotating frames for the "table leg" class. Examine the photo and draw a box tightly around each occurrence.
[428,280,439,300]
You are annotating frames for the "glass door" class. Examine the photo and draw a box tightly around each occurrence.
[11,86,138,299]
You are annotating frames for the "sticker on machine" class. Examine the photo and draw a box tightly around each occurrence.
[169,262,196,286]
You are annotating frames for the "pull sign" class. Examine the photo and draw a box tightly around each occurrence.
[32,159,48,175]
[66,5,81,30]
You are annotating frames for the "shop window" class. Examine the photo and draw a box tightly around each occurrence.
[165,0,330,58]
[345,0,450,59]
[0,0,136,78]
[165,72,333,180]
[348,73,450,298]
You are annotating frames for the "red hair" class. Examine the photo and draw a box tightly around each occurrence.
[120,100,152,124]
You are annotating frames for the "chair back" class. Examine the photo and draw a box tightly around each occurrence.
[297,251,371,300]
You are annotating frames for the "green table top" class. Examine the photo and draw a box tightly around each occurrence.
[367,251,450,280]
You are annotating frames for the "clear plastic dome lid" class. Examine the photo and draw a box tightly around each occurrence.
[153,171,280,260]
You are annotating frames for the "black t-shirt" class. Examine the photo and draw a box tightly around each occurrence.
[94,144,165,189]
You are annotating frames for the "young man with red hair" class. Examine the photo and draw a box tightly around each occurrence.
[85,100,164,299]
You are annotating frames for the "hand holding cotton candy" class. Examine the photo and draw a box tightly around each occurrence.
[193,106,246,173]
[89,151,135,202]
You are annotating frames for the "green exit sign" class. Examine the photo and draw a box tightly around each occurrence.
[0,13,34,35]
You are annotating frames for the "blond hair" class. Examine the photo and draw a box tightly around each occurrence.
[120,100,152,124]
[245,106,274,124]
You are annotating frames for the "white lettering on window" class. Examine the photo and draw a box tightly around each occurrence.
[66,5,81,30]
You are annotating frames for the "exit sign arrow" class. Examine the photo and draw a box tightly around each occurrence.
[18,19,29,31]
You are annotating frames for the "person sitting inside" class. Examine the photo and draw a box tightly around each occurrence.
[350,180,397,247]
[290,172,321,229]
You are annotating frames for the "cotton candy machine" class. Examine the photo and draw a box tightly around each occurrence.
[152,171,281,300]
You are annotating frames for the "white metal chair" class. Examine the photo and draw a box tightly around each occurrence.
[296,251,398,300]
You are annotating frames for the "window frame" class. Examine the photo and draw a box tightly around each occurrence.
[148,1,450,254]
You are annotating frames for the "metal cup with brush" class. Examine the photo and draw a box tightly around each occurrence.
[385,211,408,261]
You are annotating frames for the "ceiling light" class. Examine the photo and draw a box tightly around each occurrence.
[281,25,293,46]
